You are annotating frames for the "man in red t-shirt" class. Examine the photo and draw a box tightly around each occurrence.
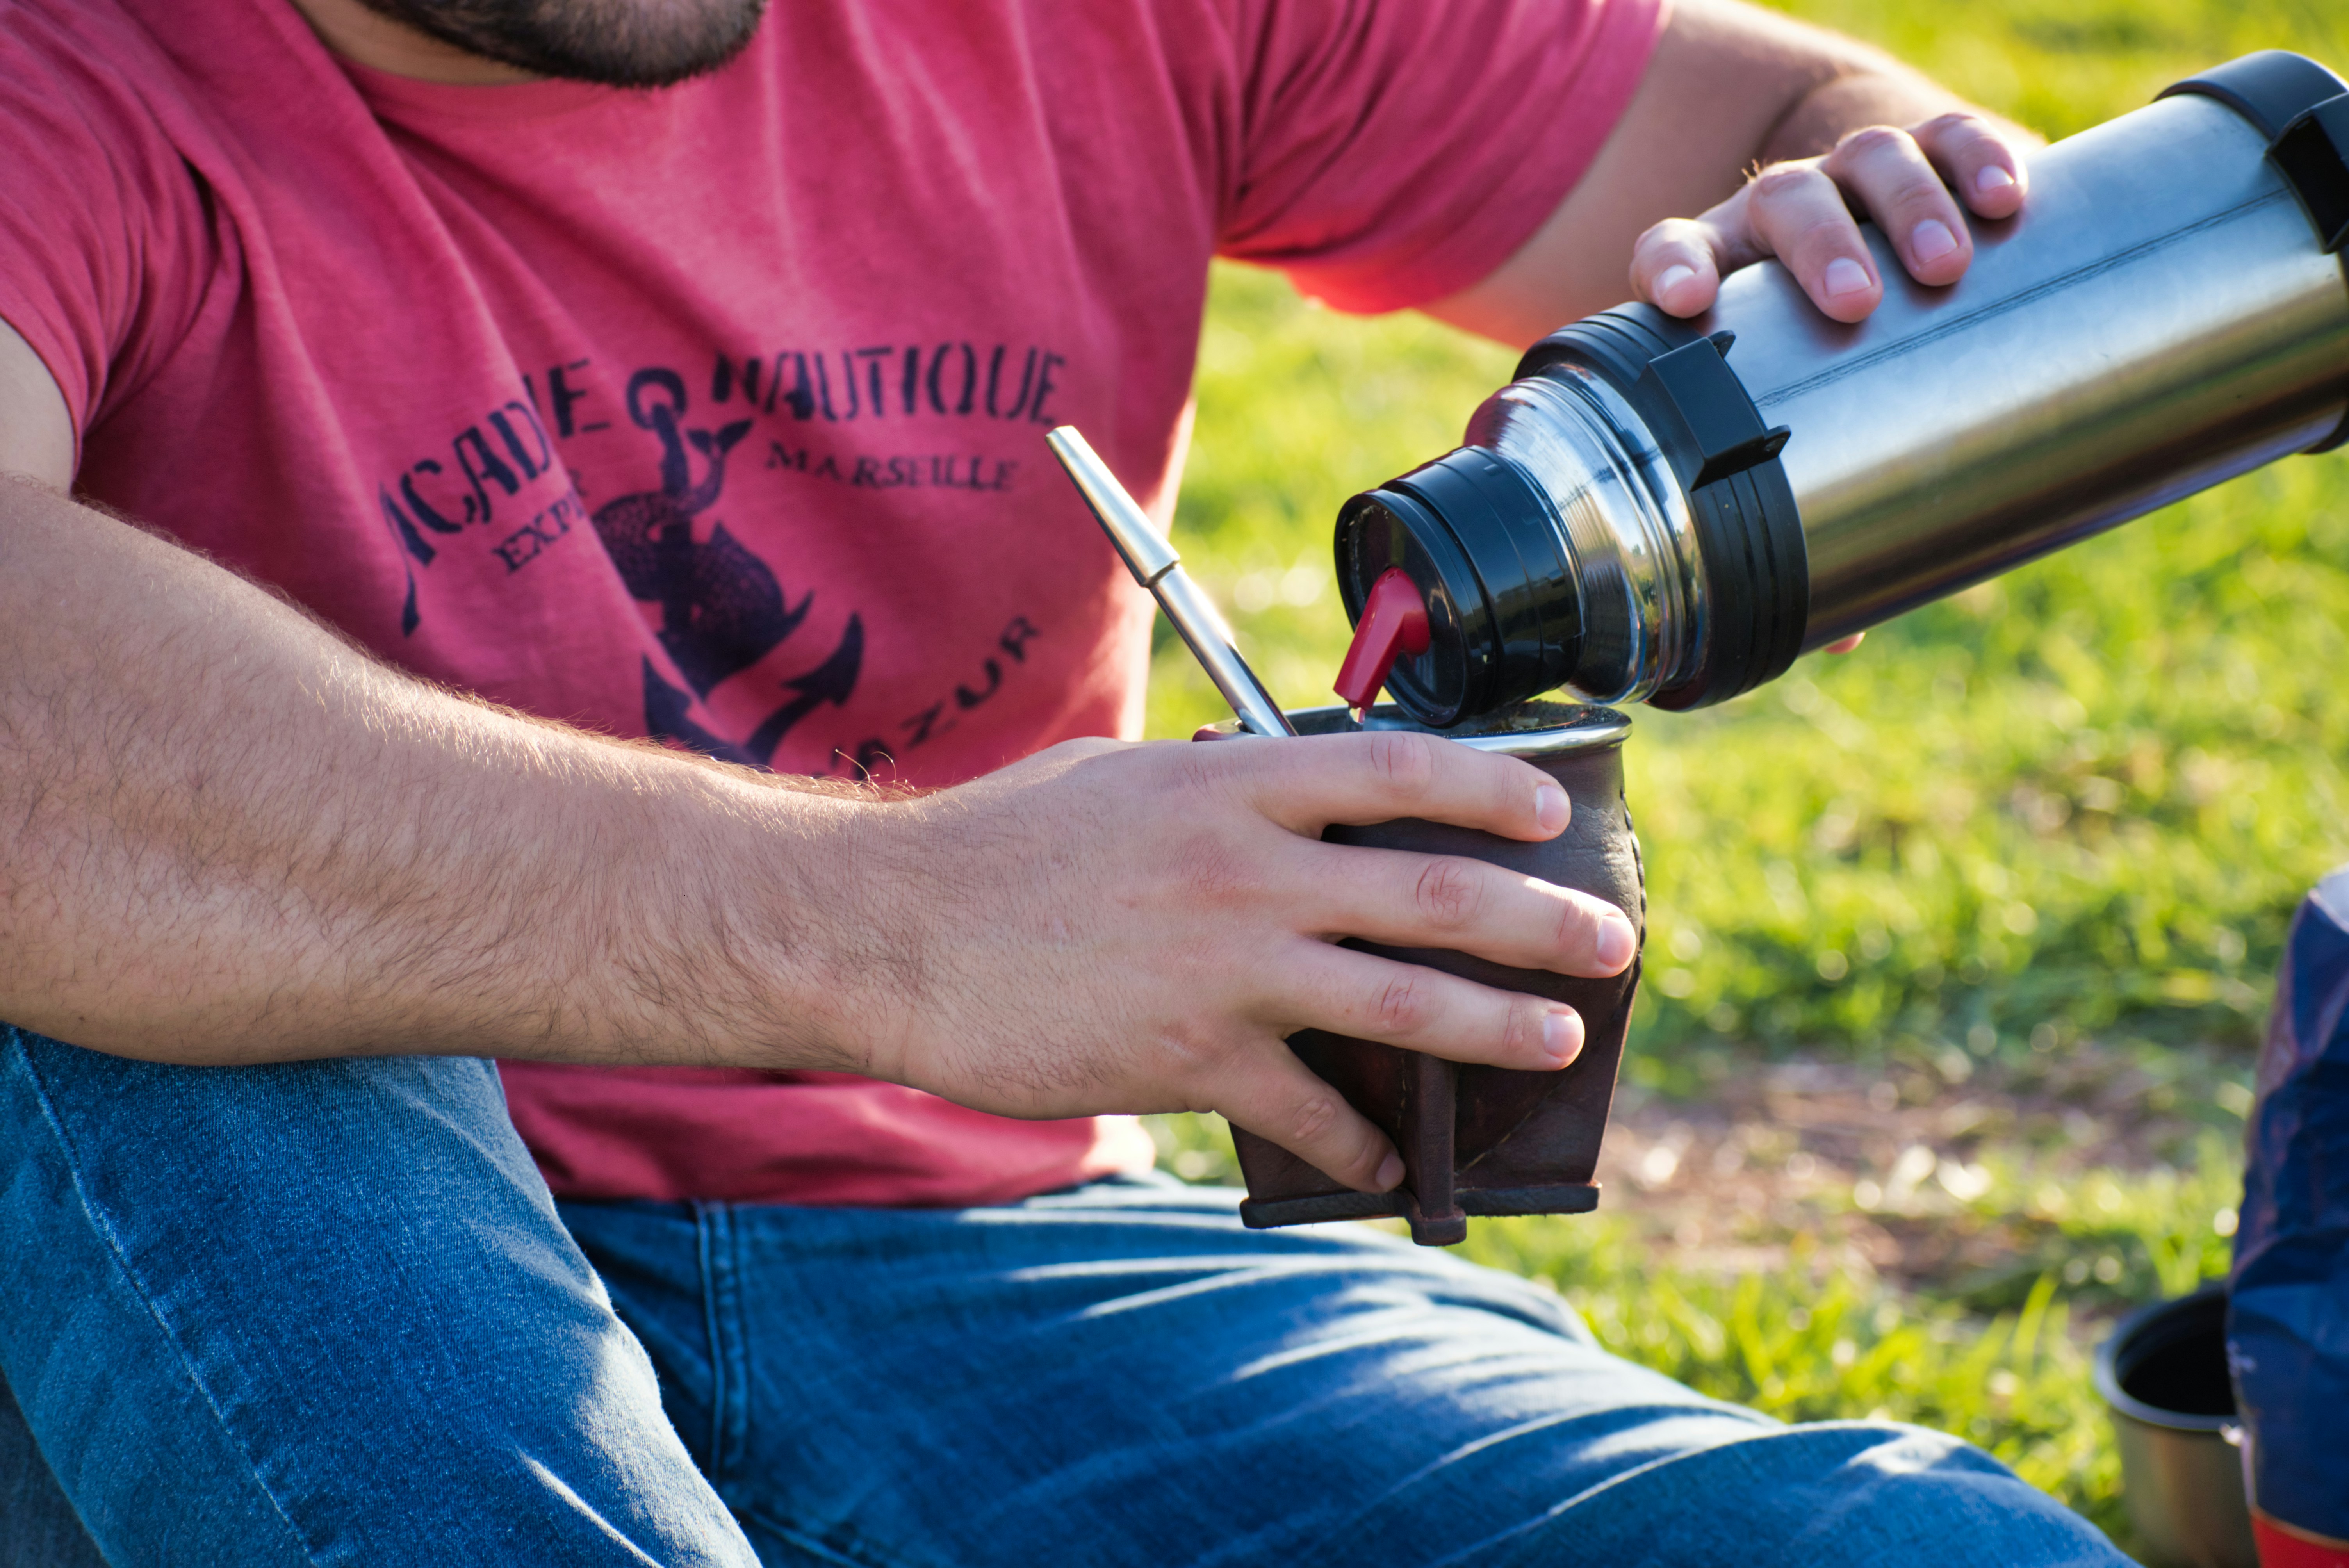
[0,0,2124,1562]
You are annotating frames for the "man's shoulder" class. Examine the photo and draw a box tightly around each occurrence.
[0,0,189,94]
[0,0,225,166]
[0,0,278,436]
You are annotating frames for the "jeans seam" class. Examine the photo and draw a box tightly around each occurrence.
[695,1201,752,1491]
[695,1203,725,1484]
[722,1205,750,1481]
[741,1504,919,1568]
[7,1034,323,1565]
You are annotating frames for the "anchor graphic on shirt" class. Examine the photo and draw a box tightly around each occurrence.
[593,366,863,766]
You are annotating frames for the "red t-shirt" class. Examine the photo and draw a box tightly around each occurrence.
[0,0,1660,1205]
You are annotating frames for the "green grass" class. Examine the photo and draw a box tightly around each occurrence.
[1141,0,2349,1550]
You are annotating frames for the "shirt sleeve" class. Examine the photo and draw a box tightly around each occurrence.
[0,3,214,443]
[1217,0,1666,312]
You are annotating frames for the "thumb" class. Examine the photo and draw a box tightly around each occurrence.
[1631,217,1723,318]
[1214,1042,1402,1195]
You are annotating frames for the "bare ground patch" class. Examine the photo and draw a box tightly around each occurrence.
[1593,1041,2248,1311]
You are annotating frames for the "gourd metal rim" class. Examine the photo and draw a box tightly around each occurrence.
[2091,1283,2237,1435]
[1203,700,1632,756]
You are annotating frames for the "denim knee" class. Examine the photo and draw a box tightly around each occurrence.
[0,1030,754,1567]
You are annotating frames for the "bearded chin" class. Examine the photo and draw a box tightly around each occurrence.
[350,0,771,88]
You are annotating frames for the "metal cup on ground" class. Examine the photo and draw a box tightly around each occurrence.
[1196,699,1644,1246]
[2096,1285,2260,1568]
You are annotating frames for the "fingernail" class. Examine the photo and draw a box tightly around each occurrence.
[1823,257,1872,298]
[1655,262,1697,299]
[1595,917,1636,972]
[1911,218,1957,262]
[1374,1152,1406,1190]
[1977,165,2016,195]
[1534,784,1569,834]
[1543,1009,1585,1065]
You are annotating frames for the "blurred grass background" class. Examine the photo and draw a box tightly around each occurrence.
[1142,0,2349,1549]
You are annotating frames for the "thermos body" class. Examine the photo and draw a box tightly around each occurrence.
[1336,51,2349,728]
[1754,92,2348,649]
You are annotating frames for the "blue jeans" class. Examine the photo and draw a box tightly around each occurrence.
[2230,868,2349,1540]
[0,1028,2123,1567]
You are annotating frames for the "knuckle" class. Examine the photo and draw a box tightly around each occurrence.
[1554,894,1604,958]
[1166,738,1257,808]
[1285,1089,1344,1149]
[1165,748,1226,804]
[1168,1024,1249,1089]
[1366,730,1438,800]
[1789,213,1859,255]
[1500,998,1545,1060]
[1749,165,1819,202]
[1834,124,1917,164]
[1166,830,1257,907]
[1370,971,1435,1036]
[1636,216,1702,251]
[1412,859,1483,930]
[1173,733,1231,775]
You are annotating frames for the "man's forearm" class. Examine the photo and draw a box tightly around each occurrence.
[0,476,870,1068]
[1754,53,2034,167]
[0,471,1649,1190]
[1425,0,2034,345]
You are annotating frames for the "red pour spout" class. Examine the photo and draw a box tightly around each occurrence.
[1333,568,1431,717]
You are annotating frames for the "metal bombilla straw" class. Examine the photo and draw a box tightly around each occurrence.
[1045,427,1298,738]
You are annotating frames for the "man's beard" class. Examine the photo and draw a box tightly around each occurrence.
[351,0,770,87]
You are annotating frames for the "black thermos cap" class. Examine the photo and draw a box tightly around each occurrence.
[1334,447,1581,729]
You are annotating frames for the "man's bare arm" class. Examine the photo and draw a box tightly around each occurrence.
[1426,0,2035,344]
[0,320,880,1071]
[0,321,1639,1190]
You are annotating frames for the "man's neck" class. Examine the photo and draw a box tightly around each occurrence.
[285,0,538,84]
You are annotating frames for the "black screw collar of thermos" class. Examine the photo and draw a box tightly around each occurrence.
[2161,50,2349,451]
[1515,312,1808,711]
[1333,306,1809,724]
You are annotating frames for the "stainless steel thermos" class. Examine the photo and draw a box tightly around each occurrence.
[1335,51,2349,726]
